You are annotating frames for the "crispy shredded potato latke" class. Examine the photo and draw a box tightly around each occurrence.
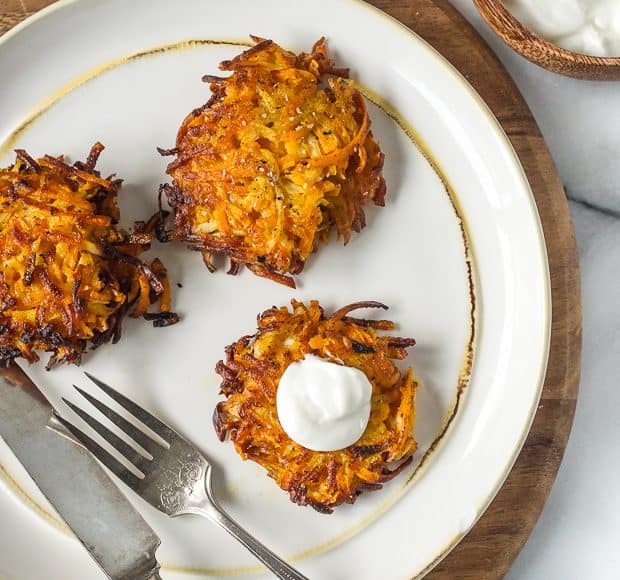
[214,300,417,513]
[160,37,387,288]
[0,144,177,369]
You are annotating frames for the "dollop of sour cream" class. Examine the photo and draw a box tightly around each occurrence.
[276,354,372,452]
[504,0,620,57]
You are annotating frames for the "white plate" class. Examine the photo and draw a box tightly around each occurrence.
[0,0,550,578]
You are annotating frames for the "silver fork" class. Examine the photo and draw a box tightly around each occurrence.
[54,373,308,580]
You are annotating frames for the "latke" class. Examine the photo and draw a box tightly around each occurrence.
[0,144,177,369]
[160,37,386,288]
[213,300,417,513]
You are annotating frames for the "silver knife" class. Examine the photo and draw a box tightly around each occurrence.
[0,363,162,580]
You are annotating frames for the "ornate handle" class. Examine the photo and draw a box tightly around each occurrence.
[188,470,309,580]
[200,505,308,580]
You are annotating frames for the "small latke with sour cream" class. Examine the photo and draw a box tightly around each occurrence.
[213,300,417,513]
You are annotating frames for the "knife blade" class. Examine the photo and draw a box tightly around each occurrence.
[0,363,162,580]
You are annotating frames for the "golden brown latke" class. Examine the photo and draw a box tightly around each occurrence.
[213,300,417,513]
[0,144,177,369]
[160,37,386,288]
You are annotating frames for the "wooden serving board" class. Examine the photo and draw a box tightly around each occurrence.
[0,0,582,578]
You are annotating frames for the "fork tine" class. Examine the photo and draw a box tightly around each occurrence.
[64,394,152,470]
[73,385,165,457]
[84,372,175,443]
[53,411,142,489]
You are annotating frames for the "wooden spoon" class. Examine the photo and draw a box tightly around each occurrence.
[474,0,620,80]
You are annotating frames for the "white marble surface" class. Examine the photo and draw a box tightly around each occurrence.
[450,2,620,579]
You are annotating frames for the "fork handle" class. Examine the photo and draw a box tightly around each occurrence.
[193,500,309,580]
